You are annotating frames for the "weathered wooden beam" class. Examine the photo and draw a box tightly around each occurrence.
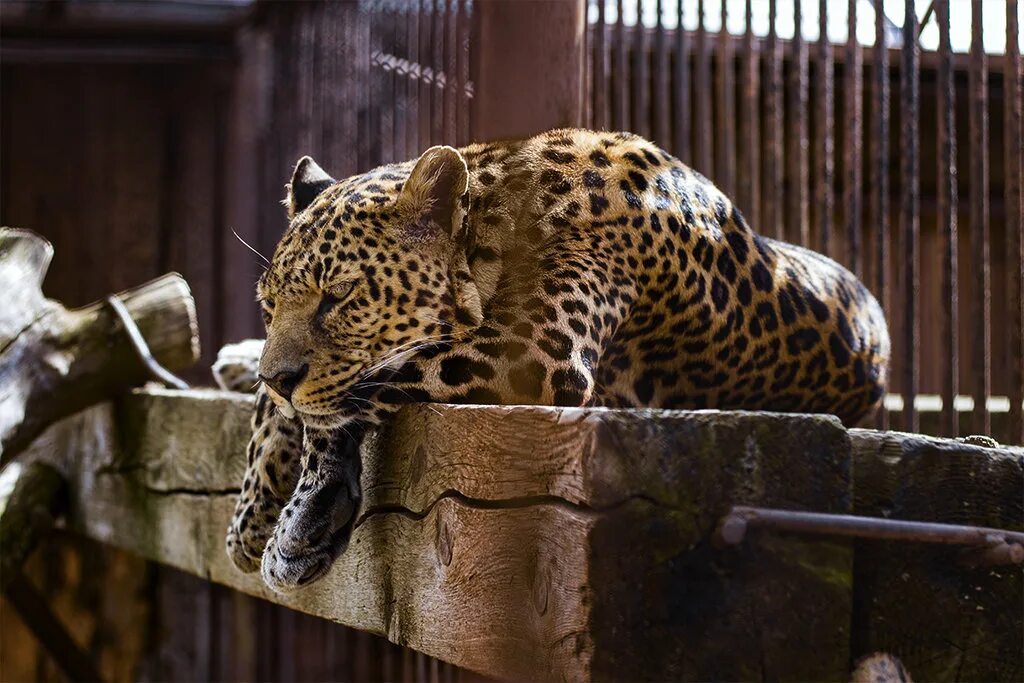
[18,390,1023,681]
[0,228,200,464]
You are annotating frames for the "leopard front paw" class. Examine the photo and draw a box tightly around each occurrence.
[226,386,303,573]
[260,471,360,592]
[212,339,265,393]
[260,426,363,592]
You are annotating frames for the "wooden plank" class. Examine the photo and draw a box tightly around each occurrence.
[713,0,735,198]
[813,0,833,256]
[786,0,808,245]
[869,0,890,431]
[737,0,757,226]
[671,0,689,159]
[763,0,783,238]
[936,0,958,438]
[899,0,920,433]
[1006,0,1024,446]
[693,0,711,175]
[967,0,991,436]
[631,0,649,137]
[842,0,862,272]
[23,390,859,681]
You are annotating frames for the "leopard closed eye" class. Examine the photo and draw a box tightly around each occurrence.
[227,128,890,592]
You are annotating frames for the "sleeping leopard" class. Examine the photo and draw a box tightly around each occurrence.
[224,128,890,592]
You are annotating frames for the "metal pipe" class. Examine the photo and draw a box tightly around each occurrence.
[715,506,1024,567]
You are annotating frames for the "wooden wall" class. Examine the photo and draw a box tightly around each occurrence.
[0,62,255,380]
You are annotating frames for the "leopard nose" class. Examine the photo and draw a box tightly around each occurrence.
[260,364,308,401]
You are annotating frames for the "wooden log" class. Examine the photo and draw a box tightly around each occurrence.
[849,429,1023,681]
[0,228,200,464]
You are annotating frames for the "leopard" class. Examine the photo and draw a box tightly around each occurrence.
[223,128,890,592]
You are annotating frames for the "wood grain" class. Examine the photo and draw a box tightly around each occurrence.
[17,391,1022,680]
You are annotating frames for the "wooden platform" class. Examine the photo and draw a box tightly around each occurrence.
[17,389,1023,681]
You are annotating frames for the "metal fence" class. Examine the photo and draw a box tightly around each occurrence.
[370,0,475,161]
[586,0,1023,444]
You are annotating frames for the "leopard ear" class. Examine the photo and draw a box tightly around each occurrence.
[399,146,469,240]
[286,156,335,219]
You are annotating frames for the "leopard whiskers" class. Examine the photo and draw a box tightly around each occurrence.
[360,331,456,377]
[346,380,442,416]
[230,227,270,265]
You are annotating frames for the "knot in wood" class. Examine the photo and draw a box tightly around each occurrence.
[532,559,552,616]
[435,513,453,567]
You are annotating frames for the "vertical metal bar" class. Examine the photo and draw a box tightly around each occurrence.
[694,0,712,174]
[936,0,958,437]
[739,0,759,227]
[418,0,431,150]
[764,0,783,238]
[582,0,592,129]
[814,0,833,256]
[381,4,395,164]
[843,0,862,274]
[653,0,669,142]
[393,0,408,159]
[673,0,690,160]
[871,0,890,430]
[432,0,444,145]
[444,0,457,144]
[594,0,609,130]
[900,0,920,433]
[633,0,649,136]
[406,0,420,156]
[715,0,736,197]
[614,0,628,130]
[455,0,469,147]
[787,0,808,245]
[358,4,375,172]
[968,0,990,435]
[1005,0,1024,445]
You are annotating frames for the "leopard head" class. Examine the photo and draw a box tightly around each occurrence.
[257,146,481,428]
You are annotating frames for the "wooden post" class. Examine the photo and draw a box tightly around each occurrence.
[470,0,586,141]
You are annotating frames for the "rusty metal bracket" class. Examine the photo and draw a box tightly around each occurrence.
[106,294,189,390]
[714,506,1024,567]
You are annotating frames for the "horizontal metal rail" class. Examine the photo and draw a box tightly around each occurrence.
[715,505,1024,567]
